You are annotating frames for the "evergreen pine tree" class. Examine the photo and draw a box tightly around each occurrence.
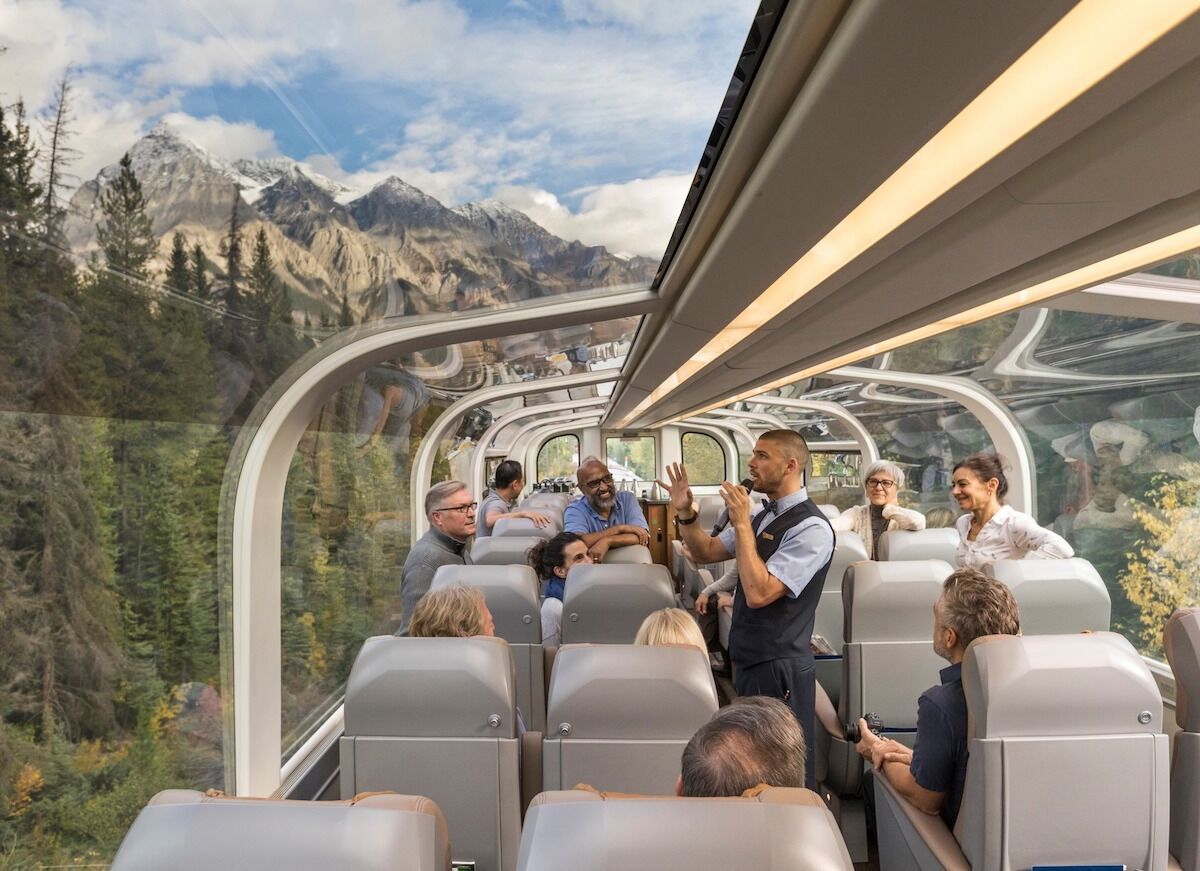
[247,226,289,328]
[39,71,79,247]
[191,243,212,300]
[166,231,190,294]
[338,292,354,327]
[96,153,155,277]
[222,193,244,315]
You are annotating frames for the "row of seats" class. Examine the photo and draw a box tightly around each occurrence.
[112,786,854,871]
[339,638,723,870]
[472,535,653,566]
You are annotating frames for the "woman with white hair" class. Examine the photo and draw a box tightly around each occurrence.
[831,460,926,559]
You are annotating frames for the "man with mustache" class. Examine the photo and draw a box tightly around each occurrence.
[563,456,651,562]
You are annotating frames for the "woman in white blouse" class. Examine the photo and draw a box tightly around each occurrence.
[952,452,1073,569]
[830,460,926,559]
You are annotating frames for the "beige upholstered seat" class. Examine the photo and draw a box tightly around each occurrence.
[517,787,853,870]
[816,503,842,518]
[432,564,546,731]
[877,528,960,563]
[542,644,717,795]
[110,789,450,871]
[340,636,522,871]
[985,557,1110,635]
[492,515,558,540]
[813,531,868,708]
[559,563,675,644]
[1166,608,1200,871]
[875,632,1170,871]
[601,543,653,564]
[472,536,542,566]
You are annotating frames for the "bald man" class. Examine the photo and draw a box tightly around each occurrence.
[563,457,650,562]
[662,430,835,788]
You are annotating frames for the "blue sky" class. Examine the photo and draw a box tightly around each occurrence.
[0,0,760,255]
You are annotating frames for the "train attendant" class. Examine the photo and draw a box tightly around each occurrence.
[830,459,925,559]
[952,452,1072,570]
[661,430,835,789]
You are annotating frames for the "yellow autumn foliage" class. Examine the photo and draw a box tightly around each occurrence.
[7,763,45,818]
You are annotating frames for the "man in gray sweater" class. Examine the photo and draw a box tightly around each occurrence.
[397,480,476,634]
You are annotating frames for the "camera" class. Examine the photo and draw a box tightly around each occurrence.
[844,711,883,743]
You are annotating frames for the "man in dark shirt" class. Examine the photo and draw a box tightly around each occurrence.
[397,480,476,635]
[854,568,1020,828]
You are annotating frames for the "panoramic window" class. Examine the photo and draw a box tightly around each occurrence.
[537,435,580,482]
[606,435,657,485]
[682,431,726,484]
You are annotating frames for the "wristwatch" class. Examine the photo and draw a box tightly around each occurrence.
[676,503,700,525]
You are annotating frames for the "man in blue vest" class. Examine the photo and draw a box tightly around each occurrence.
[662,430,834,788]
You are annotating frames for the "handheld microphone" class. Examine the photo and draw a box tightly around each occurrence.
[710,478,755,535]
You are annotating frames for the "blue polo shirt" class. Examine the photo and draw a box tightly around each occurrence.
[910,661,968,829]
[563,490,648,535]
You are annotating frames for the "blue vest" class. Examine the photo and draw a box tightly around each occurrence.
[728,499,834,668]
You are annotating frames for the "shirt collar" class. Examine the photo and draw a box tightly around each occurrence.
[764,487,808,515]
[578,492,618,521]
[430,526,467,555]
[939,661,963,684]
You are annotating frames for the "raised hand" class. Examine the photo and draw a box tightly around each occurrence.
[658,463,694,514]
[719,479,752,528]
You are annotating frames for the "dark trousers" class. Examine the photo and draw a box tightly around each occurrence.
[734,656,817,789]
[696,596,725,653]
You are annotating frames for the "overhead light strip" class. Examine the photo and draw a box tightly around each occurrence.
[673,222,1200,421]
[617,0,1200,427]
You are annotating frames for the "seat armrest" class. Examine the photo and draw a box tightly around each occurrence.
[874,774,968,871]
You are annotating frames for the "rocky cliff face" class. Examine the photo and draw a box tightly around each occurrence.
[66,125,657,322]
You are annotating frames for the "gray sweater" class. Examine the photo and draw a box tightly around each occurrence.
[397,527,470,634]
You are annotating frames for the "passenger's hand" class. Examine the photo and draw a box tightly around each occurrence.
[869,738,910,771]
[854,718,879,761]
[879,746,913,768]
[630,526,650,547]
[523,511,552,528]
[720,480,752,528]
[658,463,694,514]
[588,539,610,563]
[695,594,709,615]
[716,592,733,612]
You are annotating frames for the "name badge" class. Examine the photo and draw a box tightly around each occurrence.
[761,532,775,541]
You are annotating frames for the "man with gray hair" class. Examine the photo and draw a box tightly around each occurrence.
[830,459,926,559]
[397,480,476,635]
[676,696,807,797]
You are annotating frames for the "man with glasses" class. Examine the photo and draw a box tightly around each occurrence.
[397,480,477,635]
[830,460,926,559]
[563,457,651,562]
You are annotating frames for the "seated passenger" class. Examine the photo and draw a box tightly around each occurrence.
[407,583,495,639]
[398,480,476,635]
[830,460,926,559]
[563,457,651,562]
[527,532,592,646]
[951,452,1072,570]
[922,506,957,529]
[855,567,1020,828]
[693,563,735,674]
[634,608,709,656]
[676,697,806,796]
[476,459,552,538]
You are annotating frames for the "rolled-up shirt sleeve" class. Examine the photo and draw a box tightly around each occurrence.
[1009,512,1074,560]
[620,491,649,530]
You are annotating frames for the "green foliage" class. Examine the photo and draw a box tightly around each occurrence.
[681,431,726,484]
[536,434,579,480]
[96,153,155,276]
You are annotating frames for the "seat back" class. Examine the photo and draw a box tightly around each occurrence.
[816,503,841,519]
[431,565,545,731]
[957,633,1169,871]
[340,636,521,871]
[542,645,718,794]
[111,790,450,871]
[696,495,724,531]
[1166,608,1200,871]
[813,531,868,653]
[984,558,1111,635]
[877,528,960,563]
[472,536,541,566]
[517,788,853,871]
[493,516,557,540]
[601,544,653,565]
[560,564,675,643]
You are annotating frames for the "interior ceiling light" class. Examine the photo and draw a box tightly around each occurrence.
[674,222,1200,421]
[616,0,1200,428]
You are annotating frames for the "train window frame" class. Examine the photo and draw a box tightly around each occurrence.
[536,433,580,482]
[681,430,727,484]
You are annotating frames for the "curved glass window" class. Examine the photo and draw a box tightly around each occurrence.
[538,435,581,482]
[682,431,726,484]
[605,435,657,485]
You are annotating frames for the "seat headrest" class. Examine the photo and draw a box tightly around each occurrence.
[470,535,542,566]
[560,564,676,643]
[963,632,1162,739]
[877,528,960,562]
[984,558,1111,635]
[546,645,717,739]
[344,636,517,738]
[431,565,541,644]
[842,560,953,642]
[493,516,557,540]
[601,544,653,565]
[816,503,841,518]
[520,788,851,870]
[1165,608,1200,731]
[825,532,868,592]
[112,789,449,871]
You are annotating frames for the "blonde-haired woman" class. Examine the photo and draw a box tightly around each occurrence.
[408,584,495,638]
[634,608,708,656]
[831,459,926,559]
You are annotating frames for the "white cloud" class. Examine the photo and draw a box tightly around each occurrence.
[495,173,691,259]
[0,0,102,108]
[557,0,748,36]
[159,112,281,161]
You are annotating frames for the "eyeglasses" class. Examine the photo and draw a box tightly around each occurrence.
[581,474,614,490]
[434,501,477,514]
[865,478,897,490]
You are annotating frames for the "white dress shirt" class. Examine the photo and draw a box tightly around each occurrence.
[954,505,1073,570]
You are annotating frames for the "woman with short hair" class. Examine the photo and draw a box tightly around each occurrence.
[830,459,926,559]
[528,531,592,646]
[634,608,708,656]
[407,584,495,638]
